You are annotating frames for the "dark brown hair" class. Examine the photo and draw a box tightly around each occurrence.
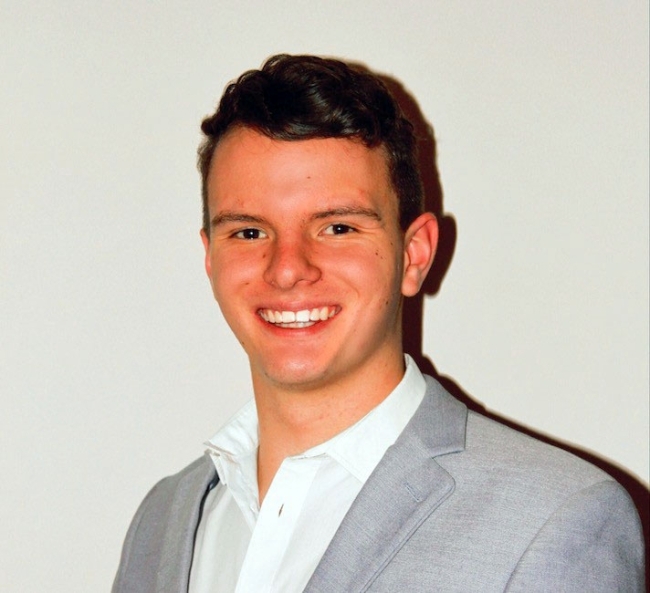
[198,54,424,234]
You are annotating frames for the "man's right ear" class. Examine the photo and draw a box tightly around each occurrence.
[200,229,212,279]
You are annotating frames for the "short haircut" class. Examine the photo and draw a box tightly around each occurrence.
[198,54,424,235]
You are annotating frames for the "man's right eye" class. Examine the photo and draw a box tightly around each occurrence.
[233,228,267,240]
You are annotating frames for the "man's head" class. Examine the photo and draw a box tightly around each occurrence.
[198,55,438,400]
[198,54,424,236]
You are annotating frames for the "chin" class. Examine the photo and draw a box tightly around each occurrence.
[258,358,332,392]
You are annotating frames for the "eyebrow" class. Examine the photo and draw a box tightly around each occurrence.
[210,212,267,228]
[311,207,383,222]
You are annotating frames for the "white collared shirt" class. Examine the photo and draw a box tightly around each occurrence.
[189,356,426,593]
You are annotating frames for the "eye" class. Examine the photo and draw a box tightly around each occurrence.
[233,228,267,240]
[323,223,356,235]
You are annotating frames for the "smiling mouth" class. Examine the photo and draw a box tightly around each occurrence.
[258,306,339,328]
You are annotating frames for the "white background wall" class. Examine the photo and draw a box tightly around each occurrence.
[1,2,647,591]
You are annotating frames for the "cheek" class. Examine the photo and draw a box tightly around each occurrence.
[211,251,256,286]
[209,262,239,308]
[211,257,265,321]
[336,249,402,297]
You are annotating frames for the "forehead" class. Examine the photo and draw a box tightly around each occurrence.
[206,128,396,214]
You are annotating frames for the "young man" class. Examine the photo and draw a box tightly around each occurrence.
[113,55,644,592]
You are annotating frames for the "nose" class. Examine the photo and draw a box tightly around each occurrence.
[263,236,321,289]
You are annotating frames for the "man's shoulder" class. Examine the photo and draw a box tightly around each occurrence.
[112,456,216,592]
[124,455,216,539]
[144,455,216,506]
[463,409,610,484]
[427,398,627,525]
[418,374,619,499]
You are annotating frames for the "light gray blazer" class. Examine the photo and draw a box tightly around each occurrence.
[113,376,645,592]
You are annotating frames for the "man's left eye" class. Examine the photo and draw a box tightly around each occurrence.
[324,224,355,235]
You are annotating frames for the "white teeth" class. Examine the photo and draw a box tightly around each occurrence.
[281,311,296,323]
[260,307,338,326]
[296,310,310,322]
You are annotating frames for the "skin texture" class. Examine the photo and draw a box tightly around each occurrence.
[201,127,438,499]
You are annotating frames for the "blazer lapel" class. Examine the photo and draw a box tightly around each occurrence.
[305,376,467,593]
[156,456,218,593]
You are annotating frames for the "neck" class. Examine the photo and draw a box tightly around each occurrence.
[253,354,405,502]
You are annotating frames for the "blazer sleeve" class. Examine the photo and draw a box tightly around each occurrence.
[504,480,645,592]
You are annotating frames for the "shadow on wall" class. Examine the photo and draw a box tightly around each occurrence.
[376,68,649,589]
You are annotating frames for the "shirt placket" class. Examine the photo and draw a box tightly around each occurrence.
[234,455,324,593]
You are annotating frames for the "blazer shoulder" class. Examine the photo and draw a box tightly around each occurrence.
[145,455,215,503]
[432,409,639,548]
[123,455,216,529]
[462,410,612,487]
[112,456,216,593]
[125,454,216,540]
[418,375,610,491]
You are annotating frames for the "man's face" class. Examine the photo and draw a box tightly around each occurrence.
[202,127,427,395]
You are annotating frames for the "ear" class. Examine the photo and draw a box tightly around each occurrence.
[200,229,213,279]
[401,213,438,297]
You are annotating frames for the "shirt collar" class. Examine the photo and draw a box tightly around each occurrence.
[205,355,426,484]
[303,355,426,481]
